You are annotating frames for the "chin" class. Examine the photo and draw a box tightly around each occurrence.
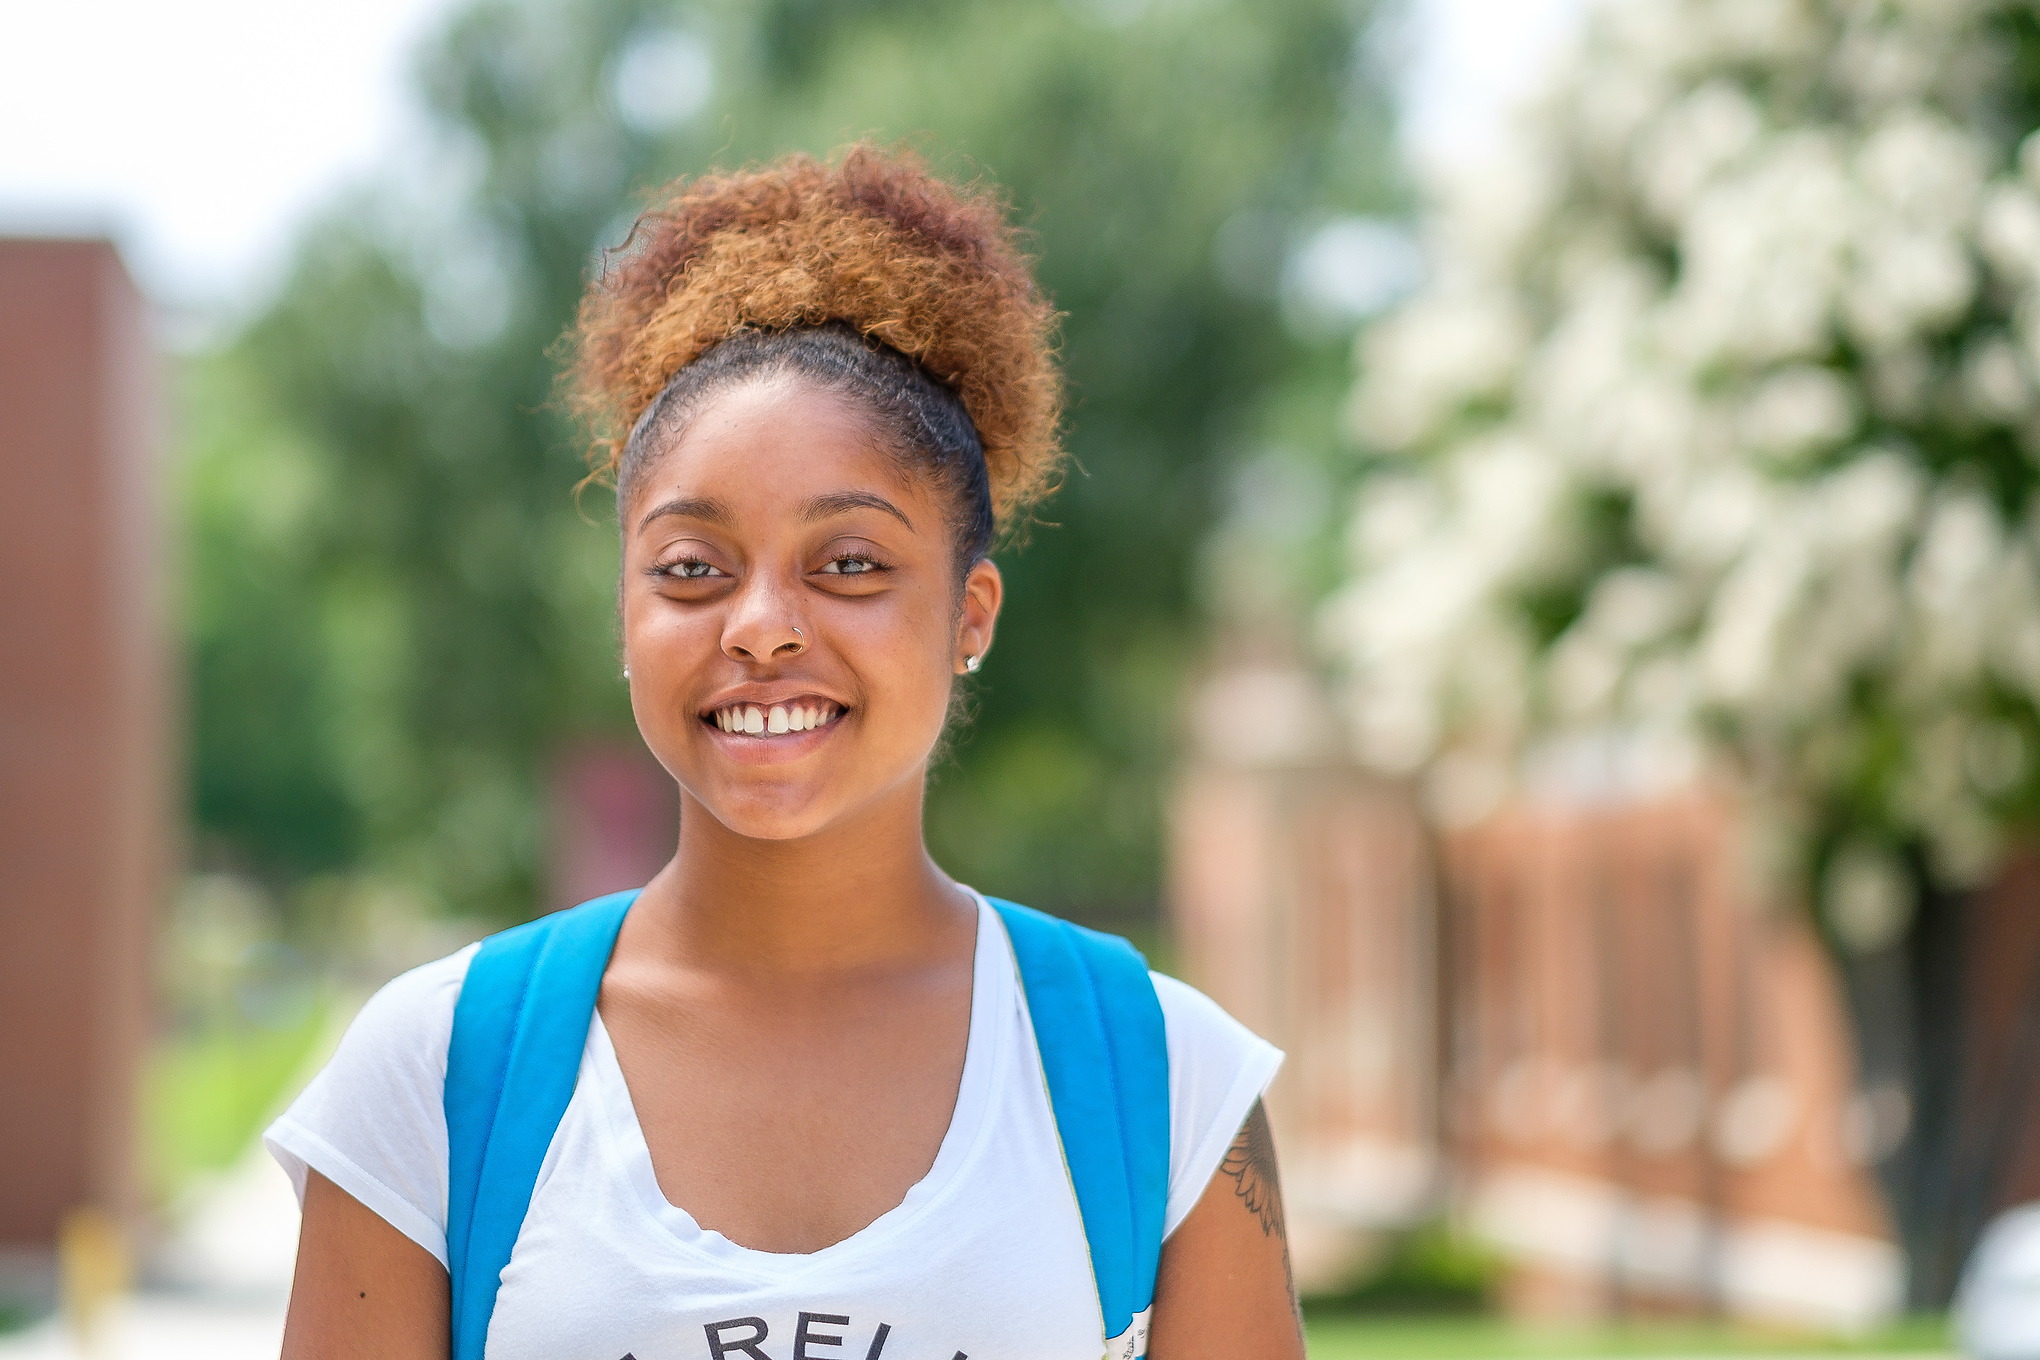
[693,783,845,842]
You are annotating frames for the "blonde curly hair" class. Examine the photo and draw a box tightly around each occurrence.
[568,143,1063,534]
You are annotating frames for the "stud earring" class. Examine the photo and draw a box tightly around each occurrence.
[622,666,630,680]
[964,654,981,674]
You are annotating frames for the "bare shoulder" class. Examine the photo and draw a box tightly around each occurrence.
[281,1170,449,1360]
[1145,1100,1306,1360]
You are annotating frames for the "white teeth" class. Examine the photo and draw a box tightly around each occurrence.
[713,701,838,734]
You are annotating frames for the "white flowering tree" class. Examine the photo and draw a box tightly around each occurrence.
[1330,0,2040,1302]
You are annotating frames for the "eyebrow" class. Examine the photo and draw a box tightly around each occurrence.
[636,495,733,534]
[802,490,915,532]
[634,489,915,535]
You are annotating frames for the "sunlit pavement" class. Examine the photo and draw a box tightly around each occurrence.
[0,1147,296,1360]
[0,1296,285,1360]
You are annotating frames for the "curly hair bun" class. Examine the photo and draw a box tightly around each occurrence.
[570,143,1064,530]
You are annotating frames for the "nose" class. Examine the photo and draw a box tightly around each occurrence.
[720,578,807,664]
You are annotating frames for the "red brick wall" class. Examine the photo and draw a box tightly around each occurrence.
[0,239,167,1246]
[1440,794,1895,1326]
[1171,766,1440,1279]
[1171,769,1905,1327]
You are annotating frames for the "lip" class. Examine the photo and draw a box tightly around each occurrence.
[696,687,847,718]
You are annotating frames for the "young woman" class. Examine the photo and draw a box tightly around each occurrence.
[267,146,1301,1360]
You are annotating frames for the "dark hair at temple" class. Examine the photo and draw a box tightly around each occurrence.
[620,323,996,579]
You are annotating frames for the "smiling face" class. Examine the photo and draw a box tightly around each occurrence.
[619,374,1001,843]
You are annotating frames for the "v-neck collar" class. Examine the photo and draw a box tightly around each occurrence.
[582,892,1012,1278]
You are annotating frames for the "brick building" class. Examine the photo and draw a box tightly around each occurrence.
[1170,664,1910,1331]
[0,239,169,1296]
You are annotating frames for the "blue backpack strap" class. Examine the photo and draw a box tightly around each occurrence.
[444,890,639,1360]
[990,898,1170,1360]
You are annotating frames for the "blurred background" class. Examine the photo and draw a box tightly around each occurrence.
[10,0,2040,1354]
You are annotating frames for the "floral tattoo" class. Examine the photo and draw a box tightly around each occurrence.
[1219,1100,1299,1322]
[1219,1099,1287,1239]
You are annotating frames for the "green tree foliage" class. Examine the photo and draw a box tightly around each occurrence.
[185,0,1397,923]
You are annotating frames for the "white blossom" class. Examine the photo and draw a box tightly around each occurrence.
[1332,0,2040,892]
[1978,184,2040,283]
[1636,80,1765,225]
[1350,285,1531,447]
[1959,336,2031,422]
[1825,841,1914,953]
[1740,366,1857,464]
[1857,111,1984,232]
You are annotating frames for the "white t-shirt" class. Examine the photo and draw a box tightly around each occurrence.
[266,894,1281,1360]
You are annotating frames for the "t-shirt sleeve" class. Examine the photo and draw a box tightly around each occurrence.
[1151,971,1284,1239]
[264,944,476,1268]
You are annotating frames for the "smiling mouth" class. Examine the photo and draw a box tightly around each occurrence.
[705,700,844,736]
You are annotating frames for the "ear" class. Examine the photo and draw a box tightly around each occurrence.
[954,558,1003,673]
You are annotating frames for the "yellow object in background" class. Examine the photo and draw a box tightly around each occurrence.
[59,1206,127,1357]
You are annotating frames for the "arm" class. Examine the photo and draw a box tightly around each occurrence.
[1145,1100,1307,1359]
[281,1170,450,1360]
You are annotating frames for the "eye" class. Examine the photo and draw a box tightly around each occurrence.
[817,555,881,576]
[658,557,726,580]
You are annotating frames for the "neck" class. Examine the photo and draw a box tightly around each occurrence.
[629,774,971,976]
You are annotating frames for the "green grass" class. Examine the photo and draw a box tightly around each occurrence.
[1310,1221,1505,1316]
[144,996,332,1198]
[1302,1314,1952,1360]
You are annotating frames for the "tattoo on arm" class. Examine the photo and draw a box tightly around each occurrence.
[1219,1100,1286,1238]
[1219,1100,1302,1325]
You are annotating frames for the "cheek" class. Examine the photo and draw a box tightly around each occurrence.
[856,595,954,676]
[621,595,666,660]
[812,601,955,751]
[621,592,720,700]
[886,625,964,752]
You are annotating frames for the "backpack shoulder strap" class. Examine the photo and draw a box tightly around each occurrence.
[989,897,1170,1360]
[444,890,638,1360]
